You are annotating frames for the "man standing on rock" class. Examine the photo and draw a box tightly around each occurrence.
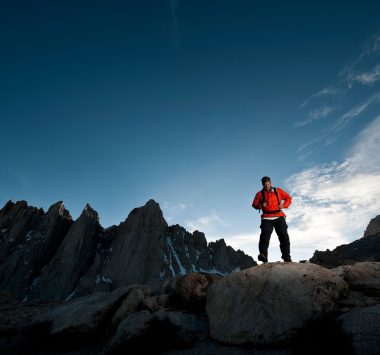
[252,176,292,263]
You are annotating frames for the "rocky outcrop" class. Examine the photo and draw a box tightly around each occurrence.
[206,262,349,345]
[310,215,380,268]
[309,234,380,268]
[0,199,255,302]
[363,215,380,238]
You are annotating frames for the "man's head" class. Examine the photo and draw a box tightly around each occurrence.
[261,176,272,191]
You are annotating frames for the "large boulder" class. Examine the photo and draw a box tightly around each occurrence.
[332,262,380,307]
[206,262,349,345]
[332,262,380,292]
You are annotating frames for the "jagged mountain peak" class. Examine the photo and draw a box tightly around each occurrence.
[46,201,71,218]
[80,203,99,222]
[145,198,160,207]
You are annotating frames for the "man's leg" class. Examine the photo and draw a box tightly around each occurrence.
[259,219,274,260]
[273,217,291,261]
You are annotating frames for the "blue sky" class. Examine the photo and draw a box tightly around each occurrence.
[1,1,380,261]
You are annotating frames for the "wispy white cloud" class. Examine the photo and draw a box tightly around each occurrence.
[162,201,188,222]
[331,92,380,132]
[186,210,229,238]
[300,86,343,108]
[296,32,380,159]
[339,32,380,87]
[352,64,380,85]
[295,106,336,127]
[285,115,380,258]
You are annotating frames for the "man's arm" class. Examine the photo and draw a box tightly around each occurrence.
[252,192,262,209]
[278,188,292,209]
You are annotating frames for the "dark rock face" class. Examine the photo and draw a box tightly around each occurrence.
[309,234,380,268]
[310,216,380,268]
[0,200,44,264]
[0,202,72,302]
[27,204,101,302]
[0,199,256,302]
[363,215,380,238]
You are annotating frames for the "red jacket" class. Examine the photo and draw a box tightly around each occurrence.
[252,187,292,218]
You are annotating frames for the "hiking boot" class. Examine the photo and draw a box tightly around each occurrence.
[258,253,268,263]
[283,258,292,262]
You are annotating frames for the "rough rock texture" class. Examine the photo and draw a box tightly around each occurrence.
[0,200,44,264]
[99,199,169,295]
[333,262,380,292]
[206,262,349,345]
[0,266,377,354]
[332,262,380,307]
[0,198,255,302]
[363,215,380,238]
[338,305,380,355]
[309,233,380,268]
[35,286,135,348]
[104,309,155,354]
[175,272,222,310]
[27,204,102,302]
[0,202,72,302]
[105,308,210,354]
[164,225,256,280]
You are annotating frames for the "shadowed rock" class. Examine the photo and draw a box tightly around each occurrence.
[363,215,380,238]
[338,305,380,355]
[0,201,72,302]
[0,200,44,264]
[310,234,380,268]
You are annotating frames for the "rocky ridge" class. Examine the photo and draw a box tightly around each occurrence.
[0,199,256,303]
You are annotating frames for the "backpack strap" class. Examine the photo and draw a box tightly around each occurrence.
[273,187,281,205]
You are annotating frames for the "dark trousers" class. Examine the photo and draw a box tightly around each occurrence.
[259,217,291,260]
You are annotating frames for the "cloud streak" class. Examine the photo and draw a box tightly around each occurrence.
[331,92,380,133]
[296,31,380,159]
[162,201,188,222]
[300,86,343,108]
[186,210,229,238]
[295,106,336,127]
